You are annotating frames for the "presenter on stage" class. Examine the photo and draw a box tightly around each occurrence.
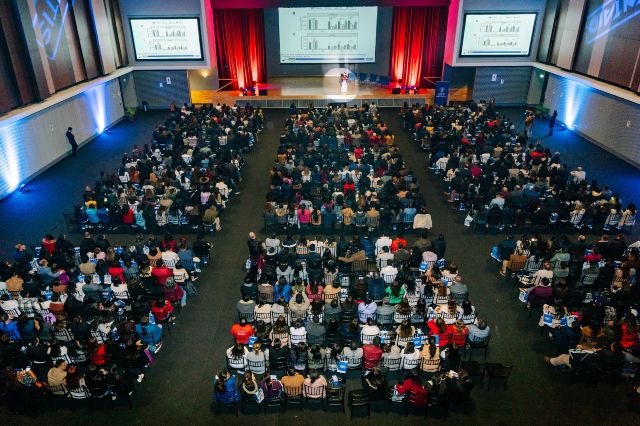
[340,72,349,93]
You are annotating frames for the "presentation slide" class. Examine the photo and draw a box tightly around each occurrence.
[130,18,203,61]
[460,13,537,56]
[279,7,377,64]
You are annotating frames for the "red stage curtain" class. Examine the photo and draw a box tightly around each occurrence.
[390,6,448,87]
[213,8,266,90]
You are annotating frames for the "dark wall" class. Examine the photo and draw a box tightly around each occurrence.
[0,0,127,115]
[264,7,393,77]
[473,67,532,105]
[133,70,190,108]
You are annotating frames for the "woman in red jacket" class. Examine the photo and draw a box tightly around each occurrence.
[427,317,453,348]
[620,316,639,350]
[395,369,427,406]
[151,298,174,322]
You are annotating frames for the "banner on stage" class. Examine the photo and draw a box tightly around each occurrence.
[435,81,449,106]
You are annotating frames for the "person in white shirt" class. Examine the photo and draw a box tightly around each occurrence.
[265,234,281,255]
[226,343,248,370]
[422,250,438,264]
[289,319,307,346]
[570,166,586,183]
[358,299,378,323]
[380,264,398,284]
[342,341,364,368]
[0,296,20,316]
[377,246,394,267]
[161,248,179,268]
[111,281,129,300]
[375,234,392,254]
[533,262,554,285]
[361,318,380,344]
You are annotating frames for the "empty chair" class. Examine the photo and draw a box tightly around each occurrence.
[485,363,513,391]
[348,389,371,420]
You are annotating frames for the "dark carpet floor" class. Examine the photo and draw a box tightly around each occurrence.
[0,108,637,425]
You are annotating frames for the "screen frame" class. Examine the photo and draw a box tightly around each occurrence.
[459,12,538,58]
[277,6,378,64]
[128,16,204,62]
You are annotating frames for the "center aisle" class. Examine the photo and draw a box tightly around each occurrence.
[386,109,636,424]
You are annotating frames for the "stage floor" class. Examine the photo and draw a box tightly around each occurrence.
[191,76,433,105]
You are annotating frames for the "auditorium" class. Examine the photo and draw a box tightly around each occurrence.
[1,0,640,423]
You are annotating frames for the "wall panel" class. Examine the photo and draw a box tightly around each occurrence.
[544,74,640,167]
[0,78,124,199]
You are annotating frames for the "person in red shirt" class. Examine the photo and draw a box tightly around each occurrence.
[363,337,383,369]
[121,206,135,225]
[152,265,172,285]
[394,369,427,405]
[41,234,57,256]
[620,317,639,350]
[151,298,174,322]
[108,261,125,283]
[354,147,363,160]
[451,320,469,348]
[343,180,356,195]
[391,235,408,253]
[231,318,254,345]
[427,318,453,348]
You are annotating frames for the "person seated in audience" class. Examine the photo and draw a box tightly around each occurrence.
[358,297,377,323]
[363,367,387,398]
[303,369,327,398]
[385,281,405,305]
[289,319,307,347]
[231,318,254,345]
[400,341,421,369]
[420,336,440,374]
[214,370,240,404]
[340,318,360,346]
[246,342,269,375]
[281,367,304,395]
[260,375,283,400]
[427,318,452,348]
[47,359,68,388]
[467,319,490,343]
[526,278,553,307]
[342,340,364,368]
[394,368,427,401]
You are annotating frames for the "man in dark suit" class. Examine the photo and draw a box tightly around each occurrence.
[66,127,78,154]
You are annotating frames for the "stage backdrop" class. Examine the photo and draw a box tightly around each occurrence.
[390,6,448,87]
[264,7,393,77]
[213,8,266,89]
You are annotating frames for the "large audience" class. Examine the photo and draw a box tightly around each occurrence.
[0,103,258,414]
[214,106,479,414]
[71,103,263,234]
[494,233,640,381]
[400,102,636,235]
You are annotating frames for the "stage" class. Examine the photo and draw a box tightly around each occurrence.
[191,76,435,108]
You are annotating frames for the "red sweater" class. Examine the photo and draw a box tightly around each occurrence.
[231,324,254,344]
[395,378,427,405]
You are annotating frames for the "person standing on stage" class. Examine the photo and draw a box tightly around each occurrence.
[66,127,78,154]
[340,72,349,93]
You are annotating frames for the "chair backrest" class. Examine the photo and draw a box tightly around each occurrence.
[68,386,90,400]
[351,259,367,273]
[247,359,267,373]
[283,385,302,398]
[327,386,345,402]
[307,334,325,347]
[401,357,422,370]
[47,384,68,396]
[255,312,272,323]
[382,357,401,371]
[468,334,490,348]
[303,383,325,398]
[376,312,394,325]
